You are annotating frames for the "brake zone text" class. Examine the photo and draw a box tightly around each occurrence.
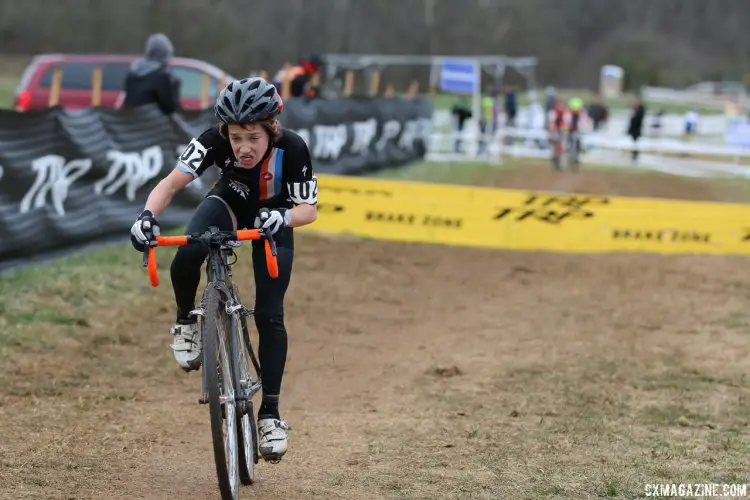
[365,210,463,229]
[612,228,711,244]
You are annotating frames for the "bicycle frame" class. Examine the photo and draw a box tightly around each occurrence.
[141,225,279,493]
[142,225,276,410]
[194,231,263,412]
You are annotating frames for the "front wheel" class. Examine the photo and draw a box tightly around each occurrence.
[235,312,256,485]
[203,285,240,500]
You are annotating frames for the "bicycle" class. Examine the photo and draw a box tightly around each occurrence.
[141,218,280,500]
[549,129,565,171]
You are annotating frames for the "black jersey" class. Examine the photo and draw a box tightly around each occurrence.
[176,126,317,222]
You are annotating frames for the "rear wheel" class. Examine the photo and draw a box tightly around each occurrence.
[203,285,240,500]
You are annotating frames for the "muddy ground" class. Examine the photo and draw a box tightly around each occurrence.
[1,165,749,499]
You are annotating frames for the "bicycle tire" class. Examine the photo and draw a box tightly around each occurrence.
[203,284,240,500]
[235,311,256,485]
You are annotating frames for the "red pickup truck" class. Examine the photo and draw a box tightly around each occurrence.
[14,53,237,111]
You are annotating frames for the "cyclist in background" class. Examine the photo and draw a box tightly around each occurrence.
[566,96,585,169]
[547,96,567,170]
[129,77,318,462]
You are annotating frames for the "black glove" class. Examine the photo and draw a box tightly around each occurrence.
[130,210,161,252]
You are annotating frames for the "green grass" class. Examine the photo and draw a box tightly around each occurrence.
[374,157,651,184]
[373,159,506,184]
[0,77,17,108]
[376,156,744,182]
[0,229,185,358]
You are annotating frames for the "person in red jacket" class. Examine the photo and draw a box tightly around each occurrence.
[272,53,323,98]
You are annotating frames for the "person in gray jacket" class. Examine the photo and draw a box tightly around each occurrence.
[123,33,181,115]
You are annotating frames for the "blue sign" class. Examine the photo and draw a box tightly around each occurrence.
[439,59,479,94]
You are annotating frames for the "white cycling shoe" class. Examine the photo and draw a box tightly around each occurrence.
[258,418,290,462]
[170,322,202,371]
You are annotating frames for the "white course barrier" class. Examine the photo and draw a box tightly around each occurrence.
[427,126,750,179]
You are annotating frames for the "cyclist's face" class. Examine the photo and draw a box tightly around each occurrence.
[227,123,270,168]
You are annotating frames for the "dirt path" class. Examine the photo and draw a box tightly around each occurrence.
[2,233,750,499]
[2,165,750,499]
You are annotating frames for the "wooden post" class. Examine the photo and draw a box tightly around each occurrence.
[201,73,210,108]
[406,80,419,99]
[280,62,293,99]
[48,67,63,107]
[343,70,355,96]
[369,70,381,96]
[91,66,102,107]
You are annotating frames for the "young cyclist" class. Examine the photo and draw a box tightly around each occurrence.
[129,77,318,462]
[566,97,585,167]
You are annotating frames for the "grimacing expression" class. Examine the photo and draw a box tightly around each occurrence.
[227,123,270,168]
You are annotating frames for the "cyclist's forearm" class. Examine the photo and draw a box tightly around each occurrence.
[287,204,317,228]
[144,178,178,216]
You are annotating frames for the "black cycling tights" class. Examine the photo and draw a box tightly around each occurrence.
[170,196,293,419]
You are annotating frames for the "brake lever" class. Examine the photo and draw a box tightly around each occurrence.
[265,230,278,256]
[142,239,158,267]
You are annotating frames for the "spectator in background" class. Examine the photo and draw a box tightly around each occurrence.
[684,109,700,138]
[503,85,518,128]
[451,97,473,154]
[627,96,646,162]
[123,33,180,115]
[501,85,518,146]
[586,94,609,131]
[272,53,323,98]
[544,86,557,115]
[478,91,498,156]
[567,96,585,154]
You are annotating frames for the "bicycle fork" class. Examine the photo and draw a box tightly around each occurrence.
[197,302,262,413]
[189,307,210,405]
[230,303,264,417]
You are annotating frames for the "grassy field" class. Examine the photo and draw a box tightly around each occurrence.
[0,77,17,108]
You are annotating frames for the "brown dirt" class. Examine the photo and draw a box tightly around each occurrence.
[2,167,750,499]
